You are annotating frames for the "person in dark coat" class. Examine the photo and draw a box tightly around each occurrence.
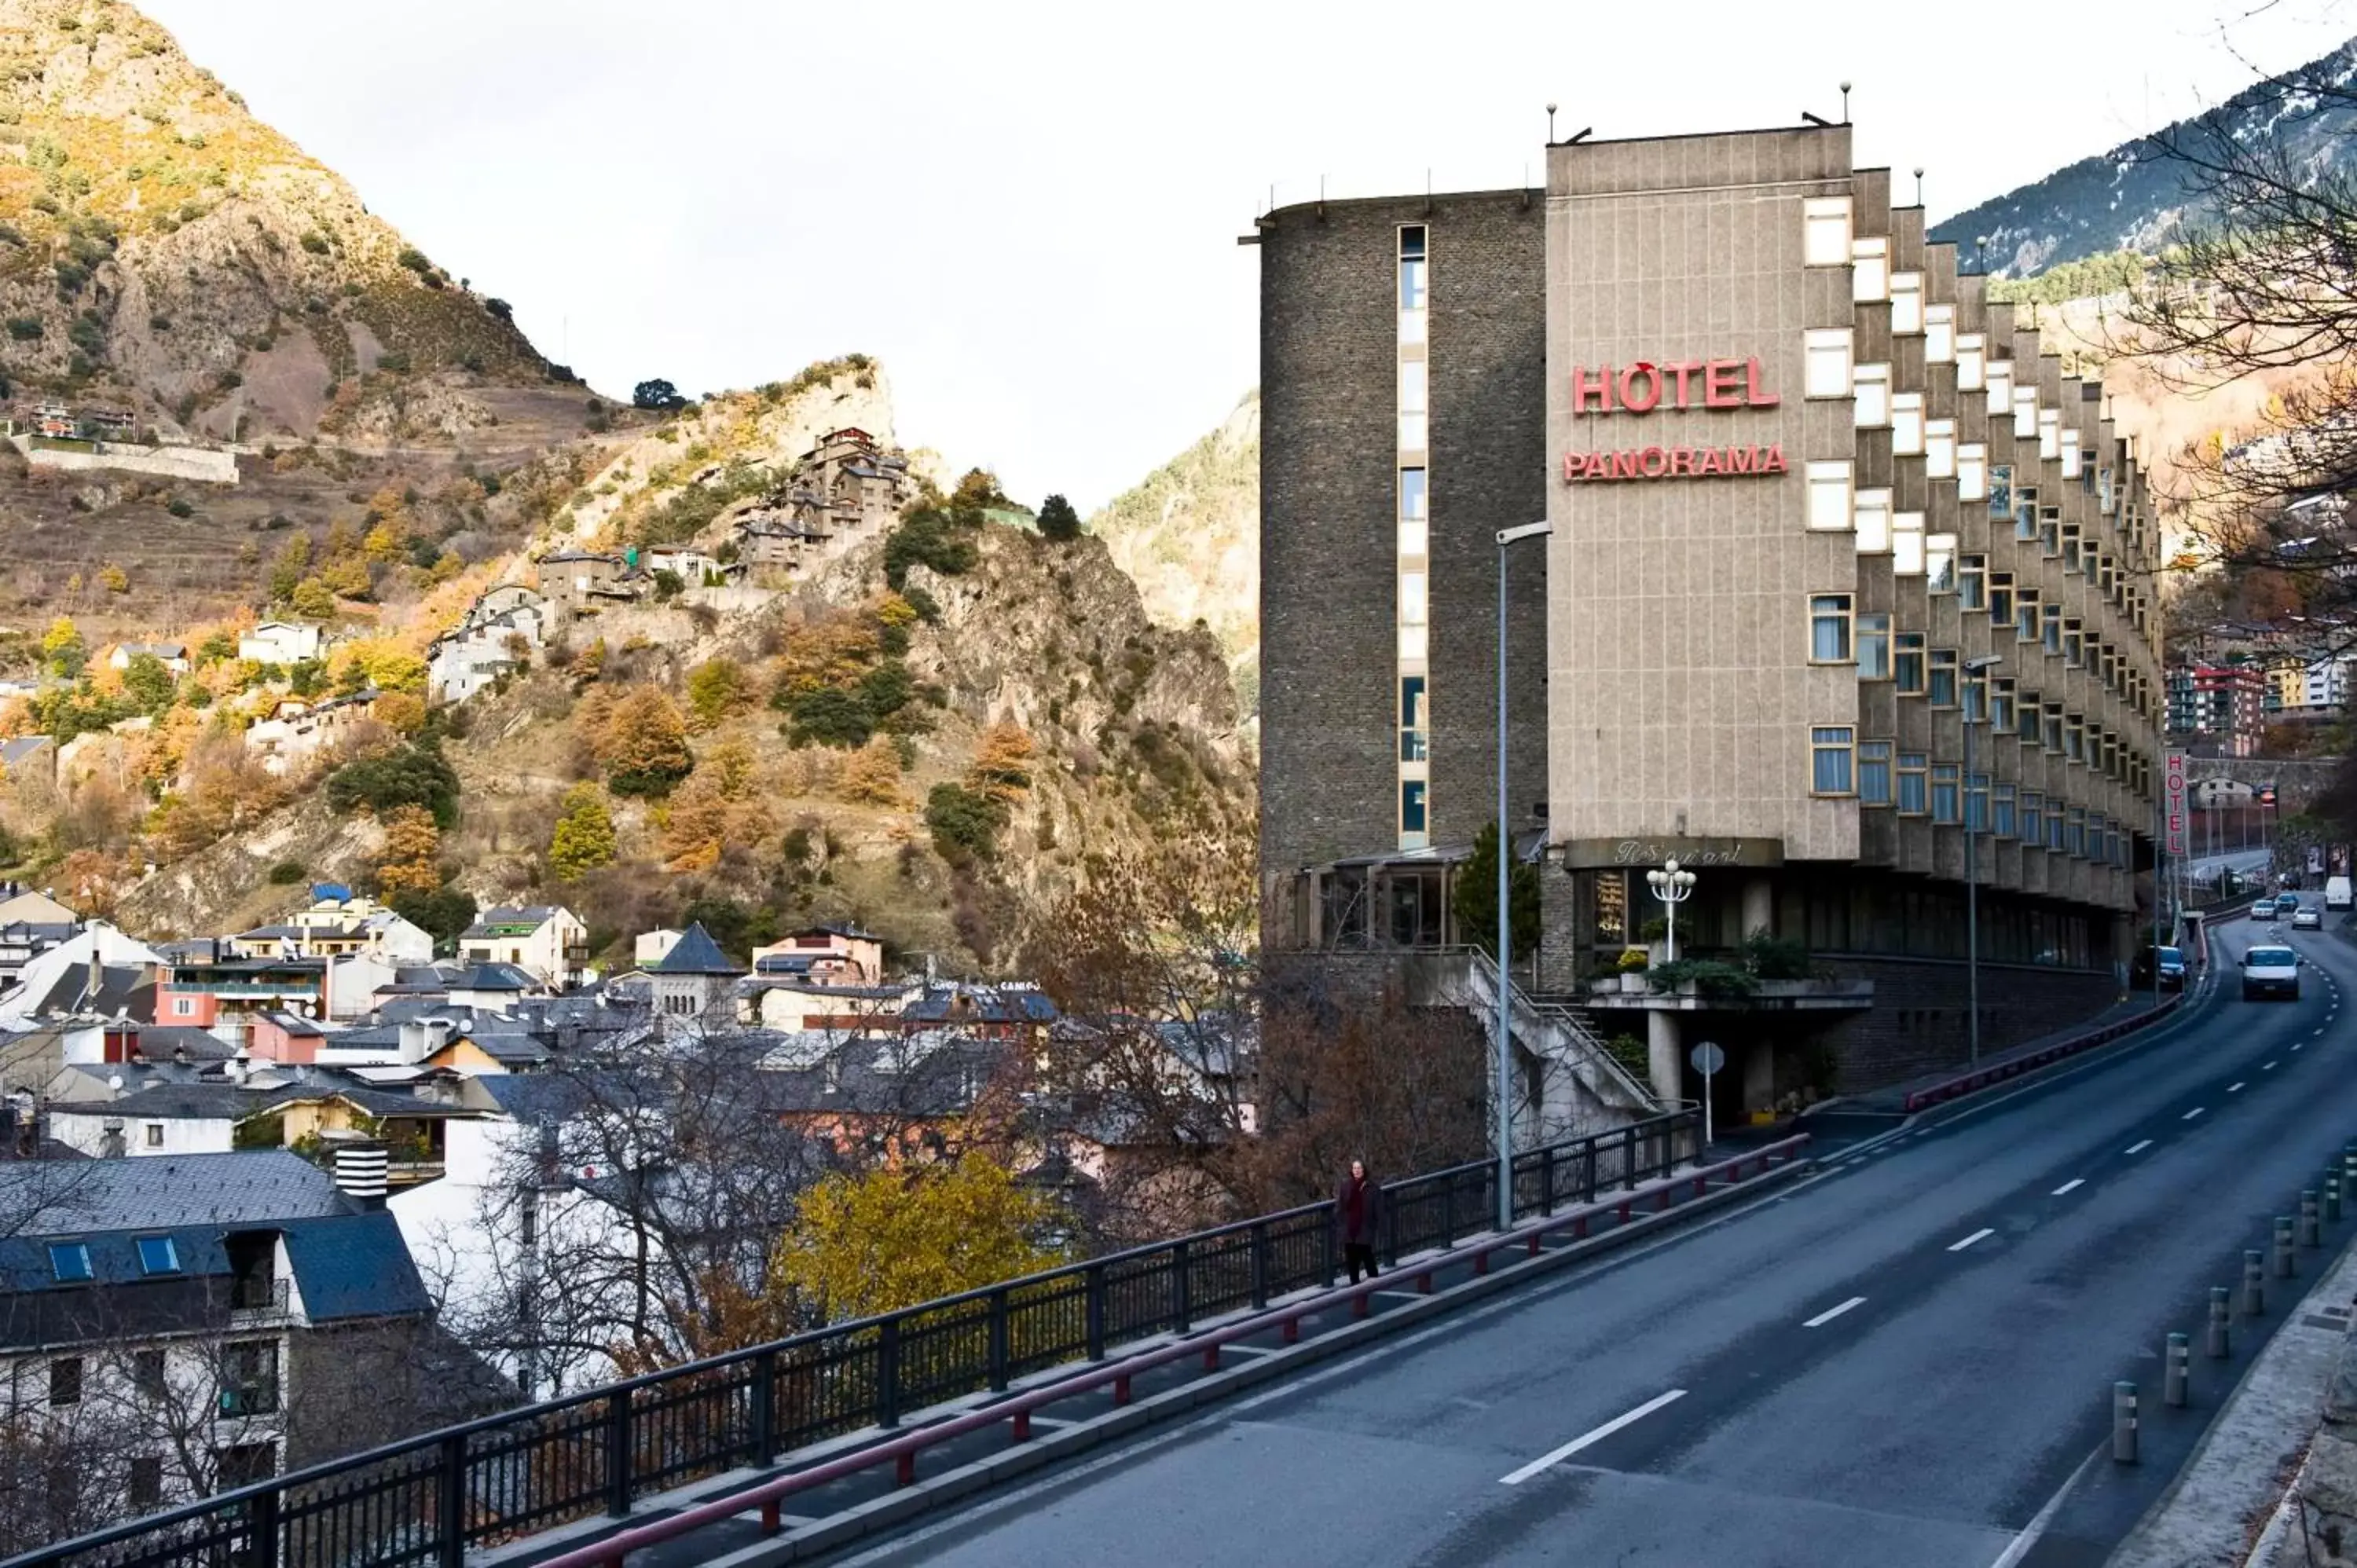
[1336,1158,1380,1283]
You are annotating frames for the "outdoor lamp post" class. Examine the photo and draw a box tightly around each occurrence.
[1646,860,1697,962]
[1964,654,2003,1066]
[1491,519,1552,1231]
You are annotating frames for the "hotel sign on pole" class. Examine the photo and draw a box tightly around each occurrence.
[2164,749,2188,857]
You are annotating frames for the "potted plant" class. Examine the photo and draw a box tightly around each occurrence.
[1638,917,1670,964]
[1615,947,1651,993]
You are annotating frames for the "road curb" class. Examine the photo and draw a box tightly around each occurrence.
[646,1156,1818,1568]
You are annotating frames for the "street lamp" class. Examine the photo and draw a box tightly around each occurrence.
[1491,519,1552,1232]
[1963,654,2003,1066]
[1646,860,1698,962]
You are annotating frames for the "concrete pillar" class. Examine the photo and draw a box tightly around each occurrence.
[1743,1038,1775,1116]
[1647,1008,1683,1108]
[1742,877,1774,943]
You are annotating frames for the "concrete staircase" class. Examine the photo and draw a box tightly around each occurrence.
[1453,951,1664,1141]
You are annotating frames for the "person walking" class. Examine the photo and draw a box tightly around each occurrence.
[1336,1158,1380,1284]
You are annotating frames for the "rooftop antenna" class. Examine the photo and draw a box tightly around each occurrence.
[1913,166,1925,207]
[1840,81,1853,123]
[1546,102,1558,144]
[1802,109,1835,129]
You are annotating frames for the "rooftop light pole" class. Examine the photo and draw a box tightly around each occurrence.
[1493,518,1552,1232]
[1965,654,2004,1065]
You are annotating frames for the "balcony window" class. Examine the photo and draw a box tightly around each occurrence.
[1805,330,1854,399]
[1895,632,1926,695]
[1963,664,1989,722]
[1959,555,1986,611]
[1809,595,1853,662]
[2040,507,2060,556]
[2064,620,2083,666]
[2043,703,2064,753]
[1892,392,1924,456]
[1967,772,1990,831]
[1897,753,1929,815]
[49,1357,82,1407]
[2022,792,2044,844]
[220,1340,280,1419]
[1400,780,1428,844]
[1856,614,1891,680]
[1399,570,1427,628]
[1989,463,2014,521]
[1893,512,1925,576]
[2012,386,2038,438]
[1959,442,1988,502]
[2039,408,2061,459]
[1892,272,1924,334]
[2016,589,2039,643]
[1987,360,2014,416]
[1812,727,1856,794]
[1956,333,1985,391]
[1926,533,1957,592]
[1993,782,2018,837]
[1859,741,1893,805]
[1804,196,1853,266]
[1992,677,2016,732]
[2047,805,2066,852]
[2018,691,2042,744]
[1398,225,1428,309]
[2043,603,2062,654]
[1989,573,2013,627]
[1398,360,1428,451]
[1926,419,1956,481]
[2062,433,2082,479]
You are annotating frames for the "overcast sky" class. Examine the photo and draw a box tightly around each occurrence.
[142,0,2352,511]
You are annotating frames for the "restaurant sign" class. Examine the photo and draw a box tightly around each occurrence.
[1562,836,1785,870]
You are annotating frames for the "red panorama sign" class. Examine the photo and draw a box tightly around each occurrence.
[1563,354,1784,483]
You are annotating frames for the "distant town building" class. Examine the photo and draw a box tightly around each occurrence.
[237,621,323,667]
[647,922,744,1019]
[457,907,588,990]
[783,427,915,540]
[750,924,885,984]
[107,642,189,676]
[427,584,547,704]
[241,690,379,777]
[2166,664,2268,757]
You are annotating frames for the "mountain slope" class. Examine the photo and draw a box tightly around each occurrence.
[1932,37,2357,277]
[1087,391,1259,719]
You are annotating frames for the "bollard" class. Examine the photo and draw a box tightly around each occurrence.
[2275,1217,2297,1278]
[2208,1287,2231,1357]
[2328,1172,2344,1225]
[2302,1192,2322,1248]
[2245,1250,2267,1316]
[2165,1333,2190,1408]
[2113,1381,2139,1464]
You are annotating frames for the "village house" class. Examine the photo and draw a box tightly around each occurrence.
[750,924,886,984]
[0,735,55,784]
[236,621,323,667]
[106,642,189,677]
[426,584,547,705]
[644,546,736,587]
[646,923,743,1020]
[532,551,651,617]
[733,515,830,575]
[457,907,588,991]
[241,690,379,778]
[786,427,916,538]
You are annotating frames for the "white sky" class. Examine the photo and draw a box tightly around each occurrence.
[141,0,2352,511]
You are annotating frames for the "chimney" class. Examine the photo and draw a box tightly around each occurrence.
[334,1141,389,1211]
[398,1020,427,1064]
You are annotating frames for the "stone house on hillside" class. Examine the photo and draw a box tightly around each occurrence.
[237,622,322,667]
[108,642,189,676]
[427,584,547,704]
[786,427,915,540]
[242,689,379,778]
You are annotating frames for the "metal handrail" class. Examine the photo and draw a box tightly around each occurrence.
[3,1107,1703,1568]
[1468,948,1659,1111]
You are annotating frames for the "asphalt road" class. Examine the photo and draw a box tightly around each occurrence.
[830,918,2357,1568]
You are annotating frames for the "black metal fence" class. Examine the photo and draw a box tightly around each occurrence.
[9,1109,1699,1568]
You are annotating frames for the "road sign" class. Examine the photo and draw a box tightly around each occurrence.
[1689,1041,1724,1149]
[2165,750,2188,858]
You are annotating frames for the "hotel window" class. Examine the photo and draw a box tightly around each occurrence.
[1993,782,2017,838]
[1805,329,1853,399]
[2021,792,2044,845]
[1892,392,1924,456]
[2061,524,2080,572]
[2065,715,2084,762]
[2014,494,2037,543]
[1926,533,1957,593]
[1963,660,1989,721]
[1852,236,1889,302]
[1959,442,1988,502]
[1926,303,1956,363]
[1967,771,1990,832]
[1992,677,2016,731]
[2042,603,2062,654]
[1853,362,1890,427]
[1400,676,1427,761]
[2062,433,2082,479]
[1928,648,1959,708]
[50,1356,82,1407]
[1926,419,1956,479]
[2015,588,2039,643]
[1956,332,1985,391]
[2064,619,2083,666]
[2042,702,2063,753]
[1897,752,1929,815]
[2039,408,2061,459]
[2012,386,2038,438]
[2039,507,2059,555]
[1398,359,1428,452]
[1807,462,1853,531]
[1989,572,2014,627]
[1399,570,1428,632]
[2018,690,2041,743]
[1853,486,1890,551]
[1398,225,1428,310]
[1959,555,1986,611]
[2047,804,2066,853]
[1400,779,1428,842]
[2081,452,2099,494]
[1892,271,1924,334]
[1856,614,1891,680]
[1804,196,1853,266]
[1986,359,2014,417]
[1812,727,1856,794]
[1894,632,1926,695]
[2066,807,2085,858]
[1893,511,1925,575]
[1398,467,1428,555]
[1858,741,1893,804]
[1809,594,1853,662]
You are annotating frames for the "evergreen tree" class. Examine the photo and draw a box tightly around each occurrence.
[1036,493,1082,542]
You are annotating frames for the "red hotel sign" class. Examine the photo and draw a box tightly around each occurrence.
[1562,354,1784,483]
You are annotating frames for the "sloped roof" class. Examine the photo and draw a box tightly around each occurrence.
[280,1209,431,1321]
[652,922,744,976]
[455,962,531,992]
[0,1149,346,1233]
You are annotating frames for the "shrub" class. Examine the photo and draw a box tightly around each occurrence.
[299,231,330,255]
[165,496,194,518]
[5,317,41,340]
[325,738,461,827]
[485,297,512,321]
[924,782,1006,865]
[1647,958,1757,998]
[266,860,306,885]
[1615,947,1650,973]
[396,245,431,273]
[374,350,412,374]
[651,567,684,602]
[784,684,875,749]
[1743,929,1815,980]
[882,505,980,590]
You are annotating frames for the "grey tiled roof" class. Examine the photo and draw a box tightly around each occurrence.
[0,1149,347,1233]
[651,922,743,976]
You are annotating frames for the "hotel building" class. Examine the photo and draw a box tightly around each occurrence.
[1255,123,2165,1103]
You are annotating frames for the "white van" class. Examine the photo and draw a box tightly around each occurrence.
[2328,875,2353,914]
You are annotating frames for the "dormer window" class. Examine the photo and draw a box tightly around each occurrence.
[48,1242,92,1283]
[136,1236,181,1275]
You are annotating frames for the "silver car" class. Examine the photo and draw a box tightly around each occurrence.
[2293,907,2322,931]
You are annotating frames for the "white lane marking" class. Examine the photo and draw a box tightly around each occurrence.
[2183,1107,2207,1121]
[2317,1029,2329,1038]
[1948,1227,1996,1252]
[2230,1082,2247,1093]
[1501,1389,1688,1484]
[1802,1296,1867,1328]
[2297,1042,2308,1051]
[2126,1140,2154,1154]
[2265,1061,2279,1071]
[1218,1343,1277,1357]
[1988,1442,2110,1568]
[2051,1178,2085,1196]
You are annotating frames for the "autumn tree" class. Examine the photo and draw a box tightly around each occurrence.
[372,690,427,735]
[684,657,749,731]
[835,736,906,808]
[376,804,443,897]
[42,617,83,679]
[597,686,694,797]
[118,653,175,716]
[772,1160,1063,1324]
[660,738,769,870]
[966,719,1035,804]
[546,783,617,880]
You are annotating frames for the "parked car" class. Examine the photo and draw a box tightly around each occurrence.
[2132,945,2187,991]
[2294,907,2323,931]
[2242,944,2301,1002]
